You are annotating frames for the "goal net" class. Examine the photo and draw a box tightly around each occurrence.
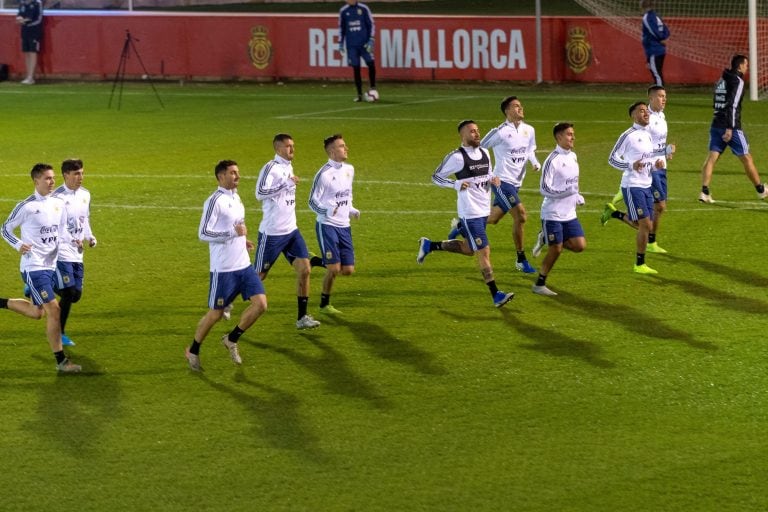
[572,0,768,98]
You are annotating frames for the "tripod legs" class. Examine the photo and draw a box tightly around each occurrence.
[108,34,164,110]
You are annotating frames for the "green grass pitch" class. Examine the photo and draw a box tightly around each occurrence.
[1,80,767,511]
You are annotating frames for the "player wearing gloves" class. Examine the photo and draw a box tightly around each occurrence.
[51,159,97,347]
[338,0,377,102]
[309,134,360,315]
[417,120,515,309]
[530,123,586,296]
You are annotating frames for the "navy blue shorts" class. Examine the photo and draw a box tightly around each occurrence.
[709,127,749,156]
[254,229,309,274]
[22,270,57,305]
[542,218,584,246]
[457,217,490,251]
[55,261,84,291]
[651,169,667,202]
[492,181,522,213]
[208,266,265,310]
[316,223,355,266]
[622,186,655,221]
[346,45,374,67]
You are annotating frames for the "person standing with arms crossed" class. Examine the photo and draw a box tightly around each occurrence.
[15,0,43,85]
[254,134,321,330]
[530,123,586,296]
[52,159,98,347]
[608,102,664,275]
[417,120,515,309]
[699,54,768,203]
[186,160,267,372]
[1,163,81,373]
[641,0,669,87]
[309,134,360,315]
[338,0,377,102]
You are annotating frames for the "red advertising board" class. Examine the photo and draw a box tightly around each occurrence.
[0,11,722,84]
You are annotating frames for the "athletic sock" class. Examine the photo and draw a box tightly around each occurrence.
[648,233,656,244]
[189,340,201,355]
[486,280,499,295]
[702,186,710,195]
[636,253,646,266]
[320,293,331,308]
[757,183,765,194]
[611,210,625,221]
[54,351,66,364]
[429,241,442,251]
[298,296,309,320]
[516,251,526,263]
[228,326,245,343]
[0,298,7,309]
[536,274,547,286]
[309,255,326,268]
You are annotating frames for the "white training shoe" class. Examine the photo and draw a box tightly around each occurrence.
[56,358,82,373]
[185,348,203,372]
[758,185,768,200]
[221,335,242,365]
[21,77,35,85]
[222,303,233,321]
[532,284,558,296]
[296,314,321,330]
[531,231,546,258]
[698,192,716,204]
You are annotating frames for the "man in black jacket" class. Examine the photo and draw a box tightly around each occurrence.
[700,54,768,203]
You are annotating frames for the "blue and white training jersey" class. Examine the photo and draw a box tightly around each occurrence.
[648,108,668,170]
[2,191,69,272]
[199,186,251,273]
[52,184,94,263]
[432,145,493,219]
[339,1,374,48]
[539,145,580,222]
[256,154,298,236]
[481,120,540,187]
[308,159,355,228]
[608,123,655,189]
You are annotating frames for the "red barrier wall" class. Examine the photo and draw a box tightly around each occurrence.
[0,11,722,84]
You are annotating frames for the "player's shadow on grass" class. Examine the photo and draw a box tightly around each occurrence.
[197,371,329,464]
[247,334,392,410]
[26,354,124,458]
[555,290,718,351]
[328,316,449,377]
[499,310,616,368]
[659,277,768,315]
[665,254,768,288]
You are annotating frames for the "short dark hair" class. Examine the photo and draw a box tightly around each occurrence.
[273,133,293,146]
[500,96,518,115]
[31,163,53,179]
[215,159,237,178]
[628,101,647,117]
[731,54,748,71]
[324,134,343,150]
[61,159,83,173]
[457,120,475,133]
[552,122,573,138]
[647,85,665,95]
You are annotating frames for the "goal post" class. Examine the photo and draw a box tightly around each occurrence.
[572,0,767,100]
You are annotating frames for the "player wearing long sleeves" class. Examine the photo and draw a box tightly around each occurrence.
[1,163,80,373]
[254,134,320,330]
[417,120,514,309]
[15,0,43,84]
[529,123,585,296]
[187,160,267,372]
[641,0,669,86]
[51,159,98,347]
[338,0,377,102]
[478,96,541,274]
[607,102,664,274]
[700,55,768,203]
[309,134,360,315]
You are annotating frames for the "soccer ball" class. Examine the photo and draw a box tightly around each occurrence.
[365,89,380,102]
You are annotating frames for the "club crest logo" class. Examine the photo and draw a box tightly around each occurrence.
[637,208,644,215]
[566,27,592,74]
[475,237,482,246]
[41,290,49,300]
[248,26,273,70]
[217,298,225,307]
[63,275,71,284]
[326,251,333,260]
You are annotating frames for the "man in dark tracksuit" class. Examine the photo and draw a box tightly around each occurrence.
[338,0,378,102]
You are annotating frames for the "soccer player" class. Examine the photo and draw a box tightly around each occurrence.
[641,0,669,86]
[530,123,586,296]
[309,134,360,315]
[476,95,541,274]
[52,159,97,347]
[338,0,377,102]
[15,0,43,85]
[255,134,320,330]
[1,163,81,373]
[700,55,768,203]
[601,85,675,253]
[607,102,665,274]
[416,120,515,309]
[186,160,267,372]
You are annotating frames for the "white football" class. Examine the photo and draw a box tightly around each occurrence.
[365,89,380,102]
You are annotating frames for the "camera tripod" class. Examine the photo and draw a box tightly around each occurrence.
[109,30,164,110]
